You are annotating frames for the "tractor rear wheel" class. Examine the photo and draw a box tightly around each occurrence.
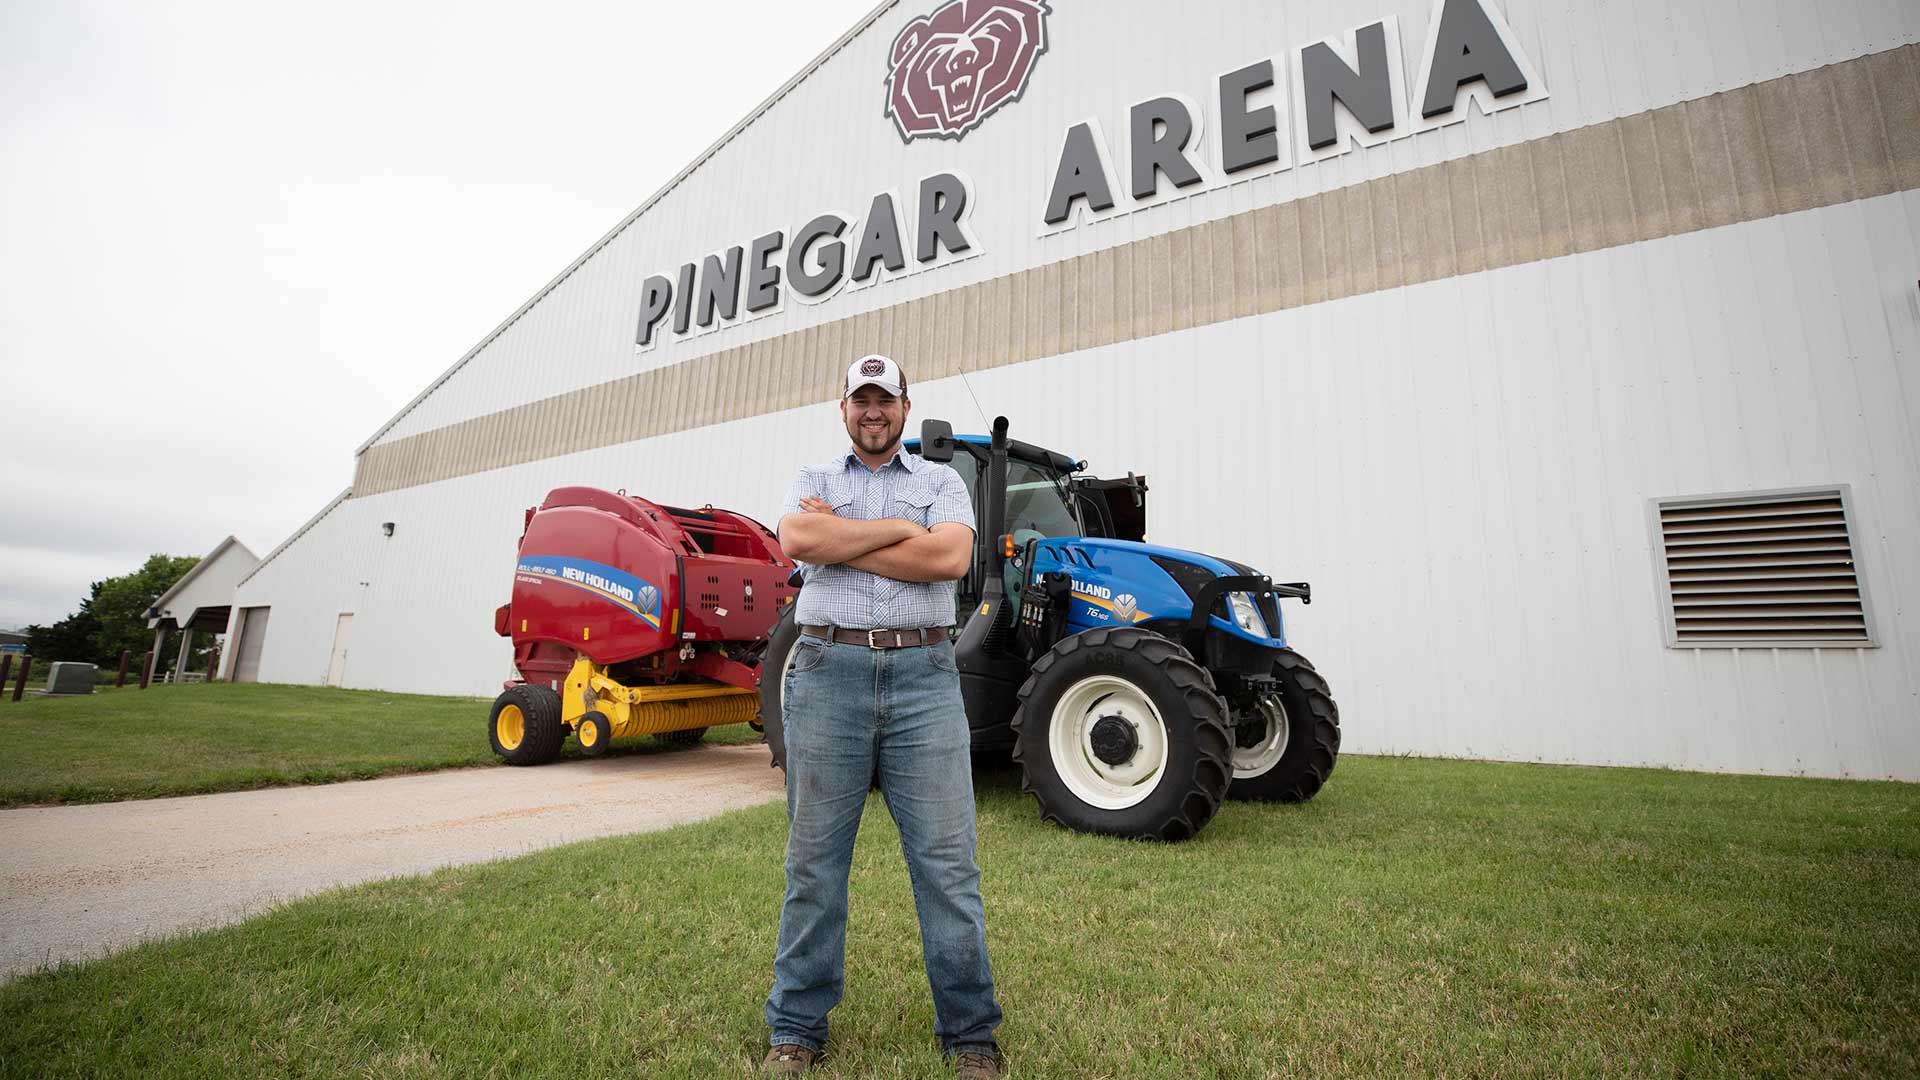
[758,608,802,771]
[1225,649,1341,803]
[1010,626,1232,842]
[489,683,564,765]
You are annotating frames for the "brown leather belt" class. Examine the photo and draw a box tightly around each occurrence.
[801,624,951,649]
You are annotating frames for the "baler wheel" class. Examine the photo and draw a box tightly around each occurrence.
[576,711,612,758]
[1010,626,1232,842]
[488,684,564,766]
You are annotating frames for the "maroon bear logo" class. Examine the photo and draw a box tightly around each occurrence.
[885,0,1050,142]
[861,357,887,376]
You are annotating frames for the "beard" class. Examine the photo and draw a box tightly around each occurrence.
[846,411,904,456]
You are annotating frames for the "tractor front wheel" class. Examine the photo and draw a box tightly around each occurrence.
[489,683,564,765]
[1010,626,1232,842]
[1226,649,1341,802]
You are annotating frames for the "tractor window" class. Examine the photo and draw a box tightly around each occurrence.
[1005,460,1080,538]
[943,447,981,506]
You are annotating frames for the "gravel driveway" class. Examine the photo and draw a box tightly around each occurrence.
[0,745,785,982]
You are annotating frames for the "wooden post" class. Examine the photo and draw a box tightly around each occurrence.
[0,654,12,693]
[205,645,220,682]
[139,651,153,690]
[117,650,132,687]
[10,656,28,702]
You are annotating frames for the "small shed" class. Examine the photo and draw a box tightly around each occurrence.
[144,537,260,684]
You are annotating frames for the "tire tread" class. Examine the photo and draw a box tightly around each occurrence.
[1011,626,1232,842]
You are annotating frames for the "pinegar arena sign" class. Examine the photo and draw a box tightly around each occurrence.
[633,0,1543,353]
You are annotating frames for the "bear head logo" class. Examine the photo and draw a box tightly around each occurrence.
[885,0,1051,142]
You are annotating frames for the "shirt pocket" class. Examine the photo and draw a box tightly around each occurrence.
[892,481,937,526]
[817,476,858,517]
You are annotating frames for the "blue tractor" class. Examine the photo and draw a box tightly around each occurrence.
[759,417,1340,841]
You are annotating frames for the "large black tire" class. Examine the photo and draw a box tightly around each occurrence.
[654,727,707,747]
[488,683,564,766]
[757,608,802,771]
[1225,649,1341,802]
[1010,626,1232,842]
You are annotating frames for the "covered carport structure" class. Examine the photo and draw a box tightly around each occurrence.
[143,536,260,684]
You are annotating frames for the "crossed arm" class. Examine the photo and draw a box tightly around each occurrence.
[778,496,973,582]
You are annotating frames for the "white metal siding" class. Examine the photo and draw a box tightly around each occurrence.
[242,189,1920,779]
[364,0,1920,447]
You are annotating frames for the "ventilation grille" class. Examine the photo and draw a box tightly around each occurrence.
[1655,488,1872,647]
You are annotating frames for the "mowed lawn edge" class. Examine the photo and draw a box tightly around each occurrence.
[0,682,759,807]
[2,756,1916,1079]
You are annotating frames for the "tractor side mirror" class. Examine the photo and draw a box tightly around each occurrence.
[919,418,955,462]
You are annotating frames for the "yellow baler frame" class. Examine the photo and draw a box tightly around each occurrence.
[560,657,759,739]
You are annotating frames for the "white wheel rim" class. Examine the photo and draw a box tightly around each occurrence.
[1232,693,1290,779]
[1048,675,1169,810]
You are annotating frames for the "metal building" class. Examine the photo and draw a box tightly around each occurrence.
[229,0,1920,780]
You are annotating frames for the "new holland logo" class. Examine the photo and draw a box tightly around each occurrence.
[636,585,659,614]
[1114,593,1138,622]
[885,0,1051,142]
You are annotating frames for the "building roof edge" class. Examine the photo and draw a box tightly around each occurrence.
[352,0,902,458]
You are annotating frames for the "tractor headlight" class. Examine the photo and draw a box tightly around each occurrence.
[1226,591,1267,637]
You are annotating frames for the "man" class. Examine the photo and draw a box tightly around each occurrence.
[763,354,1003,1078]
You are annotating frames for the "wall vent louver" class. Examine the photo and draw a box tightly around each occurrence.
[1652,487,1875,648]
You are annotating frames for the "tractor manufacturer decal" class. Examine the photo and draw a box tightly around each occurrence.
[1070,579,1150,624]
[886,0,1051,143]
[515,556,662,628]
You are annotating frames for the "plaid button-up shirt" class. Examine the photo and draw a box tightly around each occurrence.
[780,447,976,630]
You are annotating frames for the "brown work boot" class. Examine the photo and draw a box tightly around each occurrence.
[762,1043,819,1076]
[953,1047,1002,1078]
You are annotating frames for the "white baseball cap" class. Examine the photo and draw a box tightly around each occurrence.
[844,354,907,399]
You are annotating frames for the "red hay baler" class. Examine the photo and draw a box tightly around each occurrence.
[487,486,796,763]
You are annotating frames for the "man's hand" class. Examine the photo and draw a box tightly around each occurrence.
[844,522,974,582]
[778,500,925,565]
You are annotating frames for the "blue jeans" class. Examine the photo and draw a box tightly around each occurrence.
[766,636,1002,1055]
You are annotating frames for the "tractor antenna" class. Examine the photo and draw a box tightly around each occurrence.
[957,370,992,430]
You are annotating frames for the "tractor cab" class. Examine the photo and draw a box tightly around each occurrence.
[902,428,1146,622]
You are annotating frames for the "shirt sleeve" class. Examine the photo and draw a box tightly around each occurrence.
[926,464,977,532]
[777,467,822,545]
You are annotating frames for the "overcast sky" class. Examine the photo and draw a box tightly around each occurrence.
[0,0,882,628]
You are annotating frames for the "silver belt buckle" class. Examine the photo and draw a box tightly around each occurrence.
[867,628,890,649]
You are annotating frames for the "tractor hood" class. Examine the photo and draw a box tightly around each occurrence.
[1024,536,1291,650]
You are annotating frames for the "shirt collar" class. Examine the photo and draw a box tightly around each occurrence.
[842,445,918,473]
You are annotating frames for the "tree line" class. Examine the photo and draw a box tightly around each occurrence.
[22,555,208,671]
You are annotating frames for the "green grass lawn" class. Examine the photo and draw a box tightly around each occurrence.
[2,756,1914,1078]
[0,682,758,807]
